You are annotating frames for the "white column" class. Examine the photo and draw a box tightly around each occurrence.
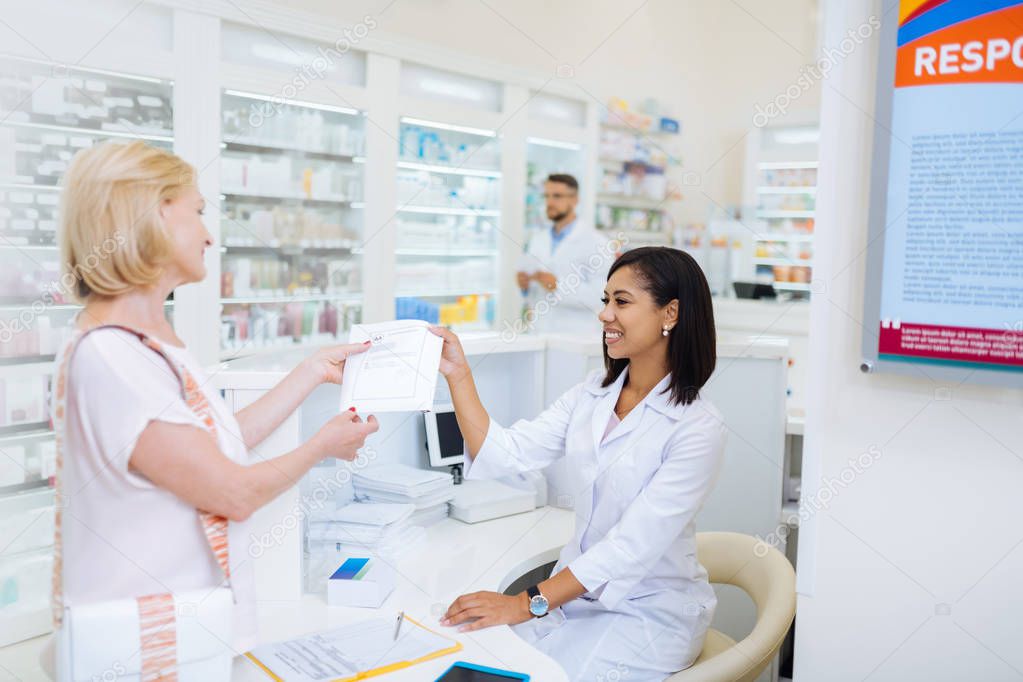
[498,84,529,329]
[360,53,400,323]
[171,9,222,365]
[581,99,600,227]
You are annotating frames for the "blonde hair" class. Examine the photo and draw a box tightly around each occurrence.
[59,140,196,300]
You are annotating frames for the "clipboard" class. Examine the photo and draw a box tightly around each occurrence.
[245,615,462,682]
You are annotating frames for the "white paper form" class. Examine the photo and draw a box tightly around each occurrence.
[246,617,460,682]
[339,320,443,412]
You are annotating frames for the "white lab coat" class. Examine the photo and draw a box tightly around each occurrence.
[463,367,727,682]
[518,220,613,335]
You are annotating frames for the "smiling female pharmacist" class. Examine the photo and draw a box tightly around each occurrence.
[433,247,726,681]
[42,140,379,674]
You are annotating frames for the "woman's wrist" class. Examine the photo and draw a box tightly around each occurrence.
[444,363,472,387]
[296,356,329,388]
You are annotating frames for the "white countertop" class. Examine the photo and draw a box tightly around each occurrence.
[209,331,788,390]
[0,508,576,681]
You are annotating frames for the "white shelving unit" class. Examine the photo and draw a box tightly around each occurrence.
[218,90,367,359]
[741,125,820,297]
[0,51,176,646]
[393,114,501,330]
[594,107,682,247]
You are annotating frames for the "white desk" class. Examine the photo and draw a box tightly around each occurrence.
[235,507,573,681]
[0,508,574,681]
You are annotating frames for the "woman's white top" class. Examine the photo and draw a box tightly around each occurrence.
[54,328,257,650]
[464,366,726,611]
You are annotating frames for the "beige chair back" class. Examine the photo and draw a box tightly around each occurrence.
[669,532,796,682]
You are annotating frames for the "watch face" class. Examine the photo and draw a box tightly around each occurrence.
[529,594,549,616]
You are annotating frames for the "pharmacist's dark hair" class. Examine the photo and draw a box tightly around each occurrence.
[601,247,716,406]
[546,173,578,193]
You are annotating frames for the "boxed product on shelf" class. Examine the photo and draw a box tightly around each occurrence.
[0,57,173,135]
[0,446,25,487]
[222,96,365,157]
[0,316,69,360]
[222,205,359,248]
[0,548,52,618]
[394,295,494,328]
[220,300,362,354]
[396,171,500,209]
[1,376,49,429]
[0,503,54,555]
[0,189,59,245]
[398,123,499,168]
[759,193,815,211]
[222,153,361,201]
[395,257,494,292]
[596,205,666,232]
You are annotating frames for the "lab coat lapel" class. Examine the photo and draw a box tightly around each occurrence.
[600,405,641,447]
[599,370,675,448]
[589,366,629,454]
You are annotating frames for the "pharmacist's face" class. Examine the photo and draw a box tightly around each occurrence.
[599,265,672,360]
[161,186,213,285]
[544,181,578,222]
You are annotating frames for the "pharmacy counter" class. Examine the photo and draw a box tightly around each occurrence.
[234,506,575,681]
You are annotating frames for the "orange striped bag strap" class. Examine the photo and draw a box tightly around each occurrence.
[52,325,233,639]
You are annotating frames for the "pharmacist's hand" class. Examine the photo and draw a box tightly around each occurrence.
[534,271,557,291]
[440,591,531,632]
[305,342,371,385]
[428,325,470,380]
[516,271,531,291]
[309,409,379,461]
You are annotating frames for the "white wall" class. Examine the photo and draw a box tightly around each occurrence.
[227,0,821,226]
[794,2,1023,680]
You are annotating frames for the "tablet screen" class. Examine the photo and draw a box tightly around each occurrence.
[436,664,524,682]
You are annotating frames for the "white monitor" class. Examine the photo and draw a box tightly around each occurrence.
[424,403,465,468]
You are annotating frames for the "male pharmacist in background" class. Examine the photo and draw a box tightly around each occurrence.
[516,173,615,335]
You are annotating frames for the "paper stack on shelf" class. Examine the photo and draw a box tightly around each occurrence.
[307,502,425,555]
[353,464,454,527]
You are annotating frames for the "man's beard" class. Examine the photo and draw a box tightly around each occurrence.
[547,209,571,223]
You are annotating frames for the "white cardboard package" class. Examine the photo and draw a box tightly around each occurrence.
[326,558,396,608]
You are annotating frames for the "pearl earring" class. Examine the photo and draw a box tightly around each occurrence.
[662,325,670,337]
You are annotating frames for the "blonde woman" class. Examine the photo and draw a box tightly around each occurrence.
[45,140,378,673]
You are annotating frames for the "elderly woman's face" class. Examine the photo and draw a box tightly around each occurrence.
[160,186,212,285]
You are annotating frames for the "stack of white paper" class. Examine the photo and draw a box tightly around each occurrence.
[352,464,454,527]
[406,504,451,527]
[307,502,421,552]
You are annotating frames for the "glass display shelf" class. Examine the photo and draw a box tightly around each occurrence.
[0,487,55,647]
[394,118,501,330]
[595,121,676,242]
[0,57,176,510]
[525,137,584,236]
[752,160,817,294]
[219,91,366,358]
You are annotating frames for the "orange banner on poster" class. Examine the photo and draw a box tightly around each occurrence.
[895,4,1023,87]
